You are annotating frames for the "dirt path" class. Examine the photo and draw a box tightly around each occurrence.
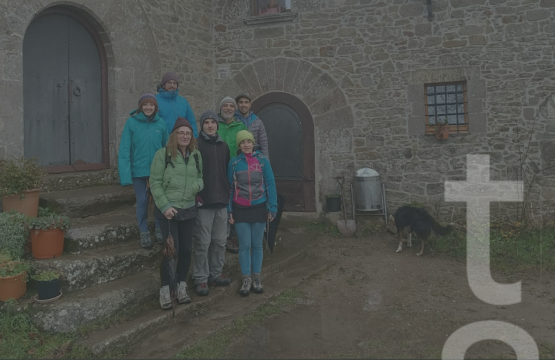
[227,230,555,359]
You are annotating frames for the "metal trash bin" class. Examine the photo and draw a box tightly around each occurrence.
[352,175,383,211]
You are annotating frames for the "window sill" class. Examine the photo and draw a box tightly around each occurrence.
[244,12,298,25]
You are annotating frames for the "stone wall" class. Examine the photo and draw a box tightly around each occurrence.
[0,0,213,168]
[213,0,555,221]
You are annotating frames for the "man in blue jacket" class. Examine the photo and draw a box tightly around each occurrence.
[156,71,198,138]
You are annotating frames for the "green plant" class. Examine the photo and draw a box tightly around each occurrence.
[0,156,44,198]
[432,117,449,135]
[32,270,60,282]
[0,211,30,260]
[27,207,71,230]
[0,261,31,279]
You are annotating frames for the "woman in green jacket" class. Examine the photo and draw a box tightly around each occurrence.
[149,117,203,309]
[118,93,168,249]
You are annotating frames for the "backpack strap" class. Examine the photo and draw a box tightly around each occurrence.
[165,154,175,169]
[193,153,201,174]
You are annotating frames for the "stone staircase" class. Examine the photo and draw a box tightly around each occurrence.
[20,180,316,357]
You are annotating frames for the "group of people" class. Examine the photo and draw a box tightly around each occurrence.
[118,71,276,309]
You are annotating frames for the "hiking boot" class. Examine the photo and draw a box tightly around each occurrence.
[140,232,153,249]
[239,275,252,297]
[177,281,191,304]
[155,227,163,244]
[251,273,264,294]
[226,237,239,253]
[159,285,172,310]
[210,274,232,287]
[196,282,209,296]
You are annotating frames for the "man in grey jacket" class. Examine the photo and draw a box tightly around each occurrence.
[234,94,270,162]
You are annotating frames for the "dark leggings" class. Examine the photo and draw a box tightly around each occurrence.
[159,217,194,286]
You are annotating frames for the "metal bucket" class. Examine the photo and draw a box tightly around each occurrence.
[352,175,383,211]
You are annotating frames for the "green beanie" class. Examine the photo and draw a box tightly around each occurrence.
[236,130,255,149]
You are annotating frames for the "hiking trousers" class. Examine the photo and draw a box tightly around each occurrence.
[235,221,265,275]
[159,217,194,286]
[131,177,160,233]
[192,207,227,284]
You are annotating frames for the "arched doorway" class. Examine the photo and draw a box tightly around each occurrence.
[252,93,315,212]
[23,7,109,172]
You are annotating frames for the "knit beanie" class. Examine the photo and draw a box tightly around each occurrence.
[138,93,158,111]
[236,130,255,149]
[235,93,251,103]
[172,116,193,133]
[161,71,179,88]
[219,96,237,111]
[200,110,219,130]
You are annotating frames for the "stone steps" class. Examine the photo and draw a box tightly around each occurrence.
[32,242,160,293]
[64,206,147,253]
[80,244,311,356]
[39,184,136,218]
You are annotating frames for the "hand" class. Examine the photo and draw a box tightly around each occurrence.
[164,207,178,219]
[228,213,235,224]
[268,212,274,222]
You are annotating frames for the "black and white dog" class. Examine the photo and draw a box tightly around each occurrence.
[394,206,454,256]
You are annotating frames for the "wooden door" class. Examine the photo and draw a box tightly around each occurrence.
[253,93,315,212]
[23,13,104,170]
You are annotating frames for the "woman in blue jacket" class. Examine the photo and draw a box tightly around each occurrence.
[156,71,198,138]
[228,130,277,297]
[118,93,168,249]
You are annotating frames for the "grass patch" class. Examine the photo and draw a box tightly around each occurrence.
[303,221,340,237]
[0,299,93,359]
[431,223,555,273]
[173,289,303,359]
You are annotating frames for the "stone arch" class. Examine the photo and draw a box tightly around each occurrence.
[217,58,354,213]
[217,57,353,133]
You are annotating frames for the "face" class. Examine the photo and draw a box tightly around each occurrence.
[163,80,178,91]
[176,126,192,148]
[239,139,254,154]
[220,102,236,122]
[142,102,156,116]
[237,97,251,116]
[203,118,218,136]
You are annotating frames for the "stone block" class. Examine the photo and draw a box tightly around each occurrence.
[253,60,270,94]
[402,182,425,195]
[437,54,462,67]
[337,45,360,56]
[283,59,300,93]
[527,9,551,21]
[293,0,321,12]
[415,24,432,36]
[264,58,276,92]
[274,57,287,91]
[319,45,336,57]
[412,66,481,84]
[418,148,443,160]
[313,106,354,130]
[467,79,486,99]
[424,37,442,47]
[540,0,555,7]
[443,40,467,48]
[289,60,312,95]
[468,98,483,113]
[232,71,255,99]
[523,108,535,120]
[242,64,262,98]
[506,23,539,38]
[254,26,285,39]
[318,129,352,154]
[450,0,487,8]
[407,84,424,104]
[310,87,348,117]
[298,66,323,97]
[412,101,425,117]
[408,116,424,135]
[458,25,484,35]
[399,3,423,17]
[469,35,487,45]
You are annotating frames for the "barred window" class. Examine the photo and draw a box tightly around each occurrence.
[252,0,292,16]
[425,82,468,134]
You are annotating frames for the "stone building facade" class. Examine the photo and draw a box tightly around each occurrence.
[1,0,554,221]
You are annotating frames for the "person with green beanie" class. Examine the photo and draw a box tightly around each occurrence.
[227,130,277,297]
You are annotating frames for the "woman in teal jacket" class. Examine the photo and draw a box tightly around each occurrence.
[156,71,198,138]
[118,93,168,249]
[150,117,203,309]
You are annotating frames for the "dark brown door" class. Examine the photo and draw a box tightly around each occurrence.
[252,93,315,212]
[23,12,104,171]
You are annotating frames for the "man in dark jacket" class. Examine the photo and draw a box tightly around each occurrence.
[192,110,233,296]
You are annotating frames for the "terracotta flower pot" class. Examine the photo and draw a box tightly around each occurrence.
[0,269,27,301]
[2,188,41,218]
[435,127,450,140]
[31,228,65,259]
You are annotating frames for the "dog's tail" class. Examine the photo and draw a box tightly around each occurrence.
[429,216,455,236]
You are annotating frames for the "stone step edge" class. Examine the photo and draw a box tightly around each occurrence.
[86,248,308,355]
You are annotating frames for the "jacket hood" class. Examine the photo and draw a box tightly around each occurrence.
[129,110,161,123]
[157,87,180,99]
[217,113,242,125]
[234,111,259,127]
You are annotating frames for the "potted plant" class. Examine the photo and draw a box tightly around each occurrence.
[0,211,30,259]
[325,194,342,212]
[27,207,71,259]
[33,270,62,301]
[433,118,450,140]
[0,252,30,301]
[0,156,44,217]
